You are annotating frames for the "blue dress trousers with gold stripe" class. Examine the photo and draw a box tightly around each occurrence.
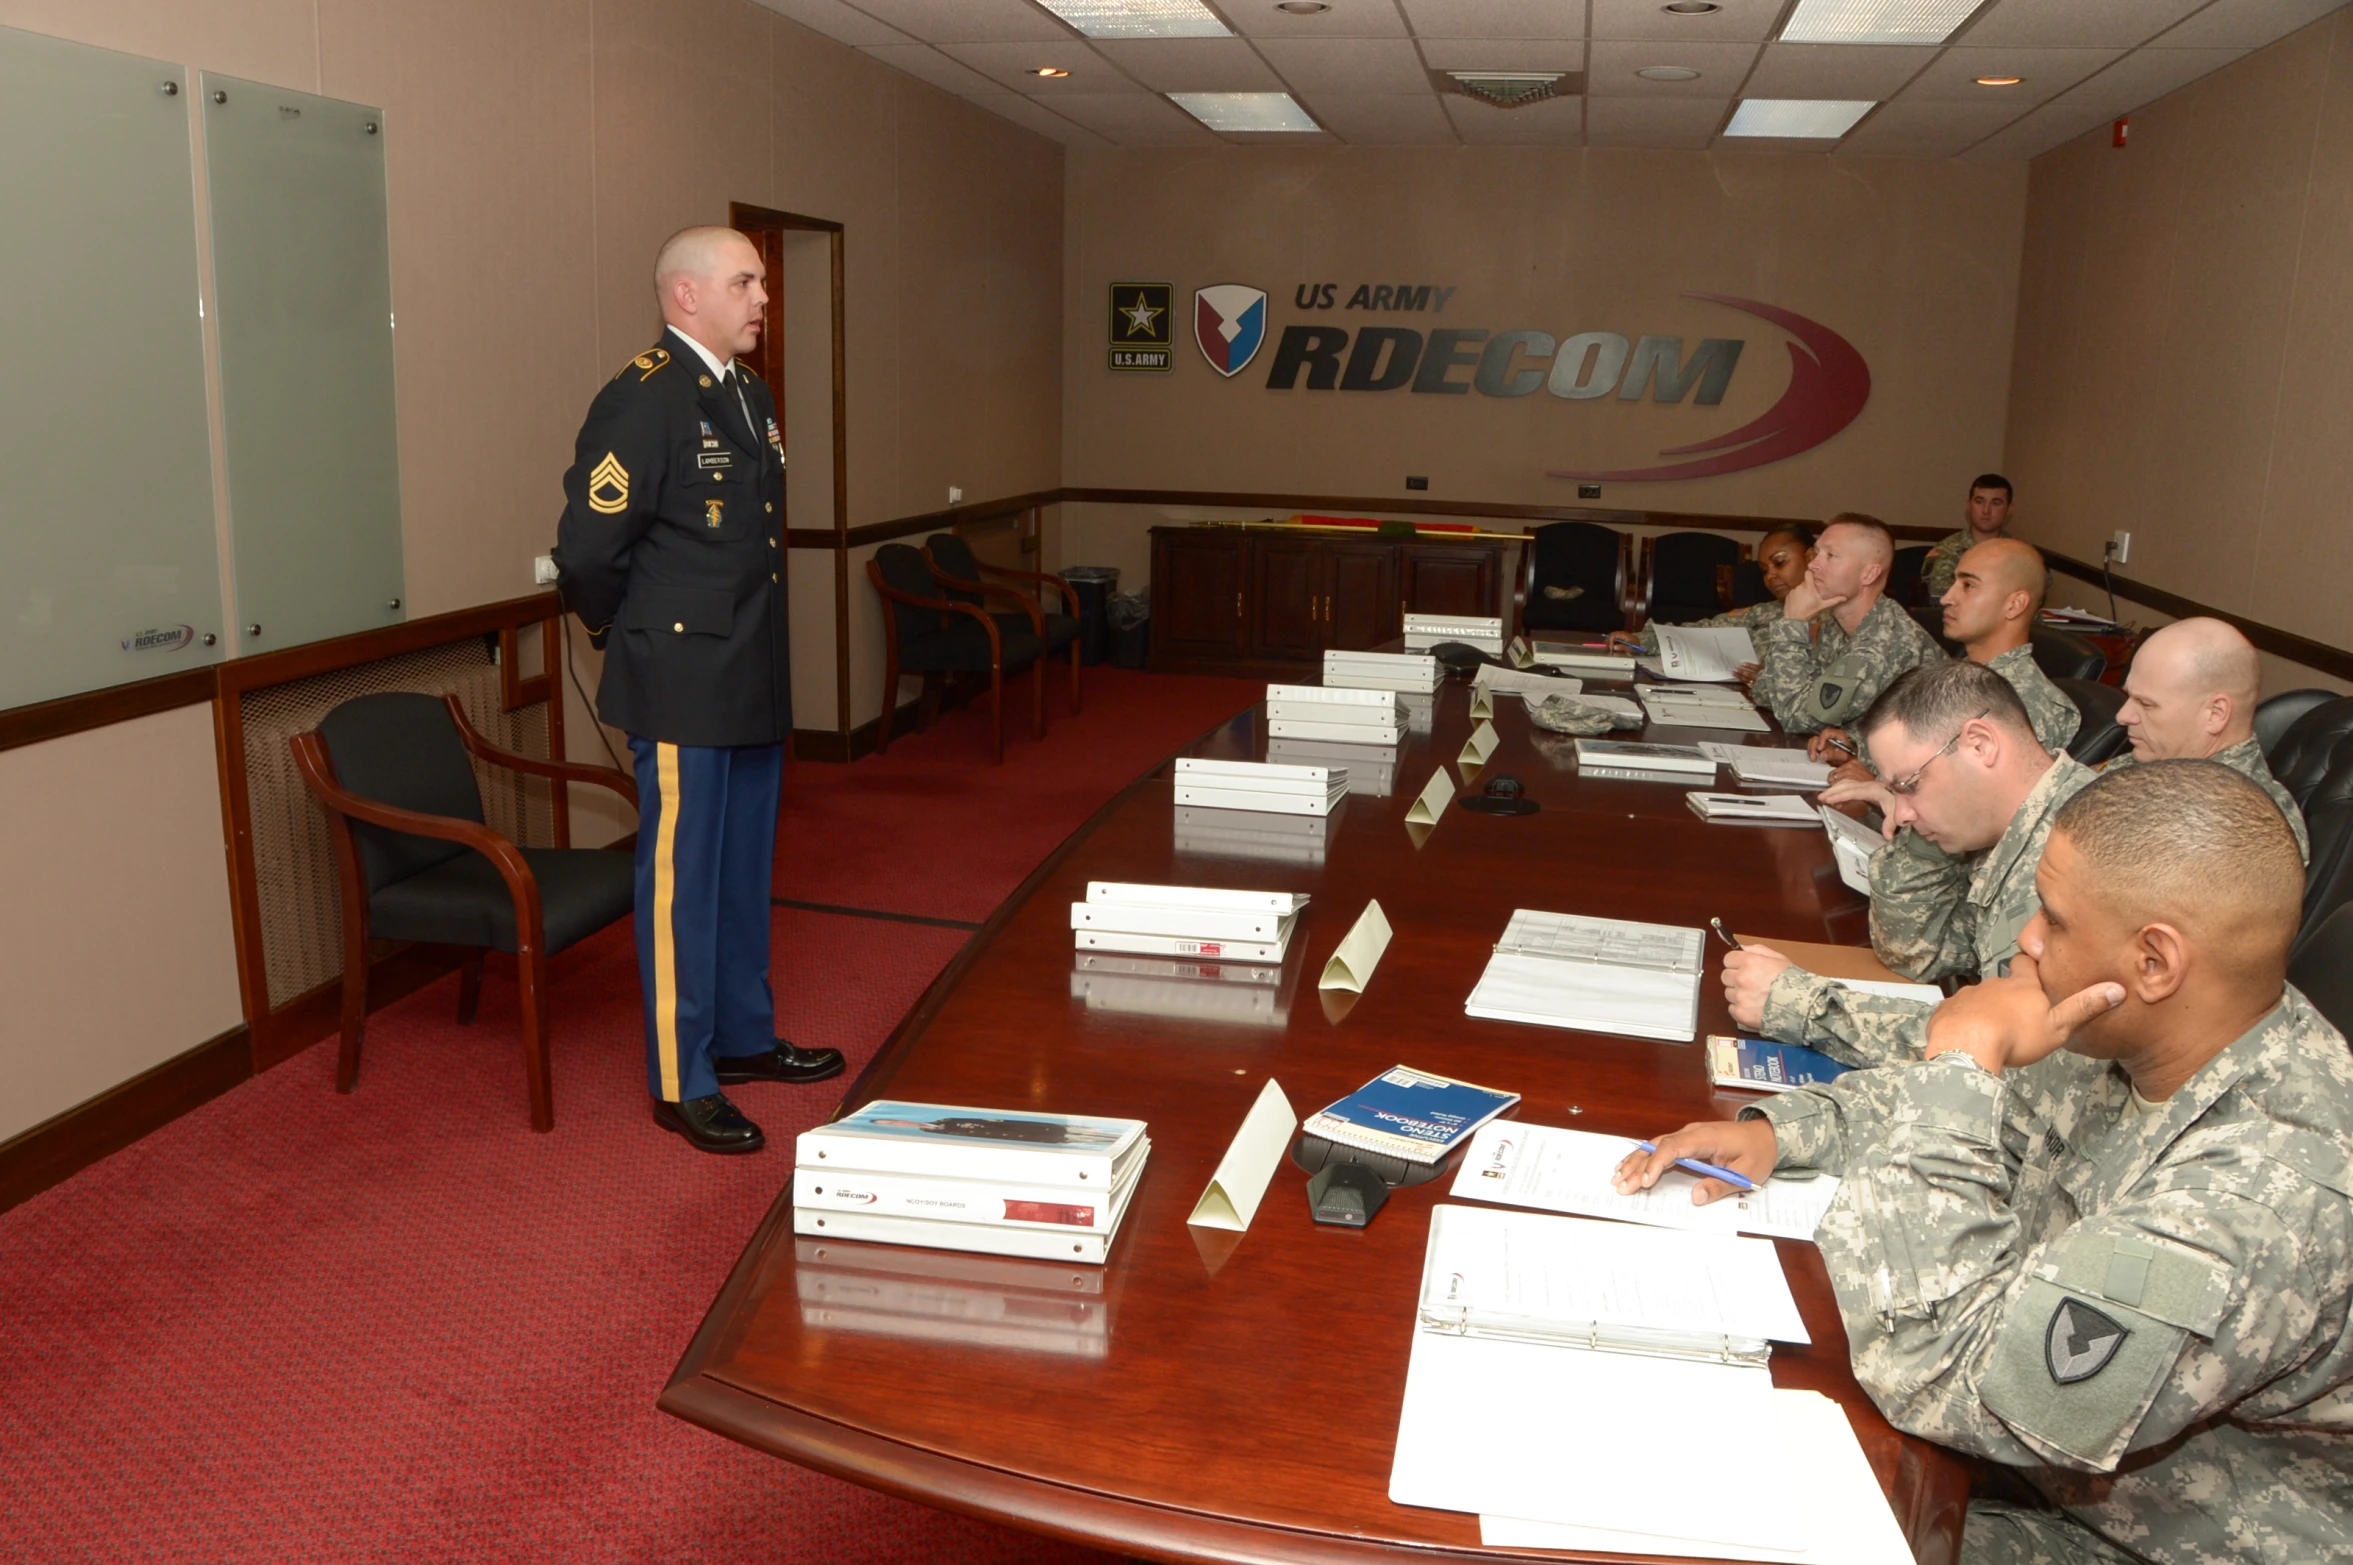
[552,328,791,1101]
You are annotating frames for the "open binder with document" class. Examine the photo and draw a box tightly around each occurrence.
[1463,909,1704,1041]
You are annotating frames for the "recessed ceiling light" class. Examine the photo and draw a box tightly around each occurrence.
[1662,2,1722,12]
[1779,0,1980,46]
[1034,0,1231,40]
[1169,91,1322,132]
[1723,98,1875,138]
[1636,65,1702,81]
[1032,65,1070,77]
[1974,75,2023,86]
[1275,0,1330,12]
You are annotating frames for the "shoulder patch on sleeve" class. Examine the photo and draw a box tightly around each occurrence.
[613,347,670,382]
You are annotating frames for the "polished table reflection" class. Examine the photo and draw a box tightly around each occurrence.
[660,670,1970,1564]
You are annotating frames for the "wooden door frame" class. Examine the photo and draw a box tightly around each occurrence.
[729,202,850,747]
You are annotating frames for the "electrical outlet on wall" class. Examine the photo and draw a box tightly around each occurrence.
[533,554,558,586]
[948,485,964,505]
[2109,531,2131,566]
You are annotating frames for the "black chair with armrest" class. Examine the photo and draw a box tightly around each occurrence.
[1639,531,1742,627]
[2029,625,2107,683]
[2257,689,2338,762]
[1724,557,1771,609]
[1515,522,1630,637]
[923,531,1082,719]
[2288,902,2353,1037]
[290,691,640,1132]
[1886,545,1930,607]
[2267,697,2353,814]
[1908,604,1962,656]
[2058,678,2130,766]
[867,542,1046,764]
[2293,751,2353,964]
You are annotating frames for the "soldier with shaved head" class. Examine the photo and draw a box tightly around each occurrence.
[2110,617,2307,859]
[1941,537,2079,754]
[1620,760,2353,1565]
[1752,513,1943,734]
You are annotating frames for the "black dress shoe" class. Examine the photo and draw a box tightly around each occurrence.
[714,1040,845,1085]
[652,1093,766,1153]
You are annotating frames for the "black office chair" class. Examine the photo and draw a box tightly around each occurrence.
[1724,557,1772,609]
[1639,532,1741,627]
[2289,902,2353,1036]
[2257,689,2338,761]
[2267,697,2353,813]
[1887,545,1930,607]
[2058,678,2130,766]
[867,542,1047,764]
[923,532,1082,719]
[2030,625,2107,683]
[291,692,639,1132]
[1516,522,1629,636]
[2295,754,2353,958]
[1908,604,1962,656]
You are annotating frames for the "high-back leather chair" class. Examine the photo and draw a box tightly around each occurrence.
[1639,532,1741,627]
[1515,522,1629,636]
[291,692,639,1131]
[2267,696,2353,813]
[2058,678,2130,766]
[2295,750,2353,958]
[867,542,1047,763]
[2257,689,2338,761]
[2289,901,2353,1038]
[1908,604,1962,656]
[1886,545,1930,607]
[924,532,1083,719]
[1724,556,1771,609]
[2029,625,2107,683]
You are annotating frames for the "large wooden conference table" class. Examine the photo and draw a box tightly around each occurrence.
[661,666,1973,1564]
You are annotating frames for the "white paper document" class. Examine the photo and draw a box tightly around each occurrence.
[1820,803,1886,894]
[1448,1120,1842,1241]
[1472,664,1586,701]
[1700,742,1835,789]
[1644,690,1774,732]
[1464,910,1705,1041]
[1655,625,1757,682]
[1689,791,1823,826]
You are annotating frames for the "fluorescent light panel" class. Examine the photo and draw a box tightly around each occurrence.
[1169,91,1322,131]
[1034,0,1230,39]
[1779,0,1982,45]
[1723,98,1874,138]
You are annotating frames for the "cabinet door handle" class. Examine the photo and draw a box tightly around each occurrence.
[1236,590,1243,619]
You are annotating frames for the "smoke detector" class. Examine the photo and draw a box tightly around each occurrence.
[1447,71,1567,106]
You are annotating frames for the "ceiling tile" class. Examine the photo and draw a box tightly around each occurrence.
[968,91,1118,143]
[1899,47,2124,104]
[1398,0,1585,39]
[1586,38,1762,95]
[939,40,1149,91]
[1589,0,1786,42]
[842,0,1073,43]
[1091,38,1287,89]
[1224,0,1411,39]
[2055,45,2251,109]
[1255,36,1434,91]
[1052,90,1225,141]
[1441,90,1585,141]
[1416,37,1586,69]
[755,0,916,47]
[1954,0,2208,50]
[1956,98,2116,159]
[2152,0,2351,50]
[857,42,1012,93]
[1833,99,2028,156]
[1585,94,1728,145]
[1740,42,1937,97]
[1304,91,1464,141]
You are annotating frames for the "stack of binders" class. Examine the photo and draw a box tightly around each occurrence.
[1263,683,1403,745]
[793,1100,1151,1264]
[1403,613,1505,654]
[1070,879,1305,964]
[1172,756,1348,816]
[1324,649,1442,694]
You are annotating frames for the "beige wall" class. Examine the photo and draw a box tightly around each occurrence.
[1062,145,2029,580]
[2006,9,2353,655]
[0,0,1062,1134]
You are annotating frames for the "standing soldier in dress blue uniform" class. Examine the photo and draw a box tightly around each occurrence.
[552,226,842,1154]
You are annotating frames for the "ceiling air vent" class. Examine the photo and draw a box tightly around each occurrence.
[1447,71,1567,108]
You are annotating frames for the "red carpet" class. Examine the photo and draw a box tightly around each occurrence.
[0,667,1259,1565]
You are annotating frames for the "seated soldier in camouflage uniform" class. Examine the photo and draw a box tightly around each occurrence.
[1621,760,2353,1565]
[1921,471,2016,600]
[1752,515,1943,736]
[2110,617,2307,861]
[1724,662,2096,1061]
[1610,524,1815,684]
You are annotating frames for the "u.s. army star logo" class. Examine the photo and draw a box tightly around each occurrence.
[587,453,630,514]
[2046,1298,2128,1384]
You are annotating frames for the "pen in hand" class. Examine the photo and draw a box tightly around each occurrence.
[1635,1141,1758,1193]
[1708,918,1743,951]
[1820,733,1858,759]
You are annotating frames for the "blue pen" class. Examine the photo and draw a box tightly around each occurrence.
[1635,1140,1757,1192]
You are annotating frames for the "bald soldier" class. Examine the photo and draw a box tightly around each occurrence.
[2110,616,2308,860]
[1942,539,2078,753]
[1619,761,2353,1565]
[553,225,843,1156]
[1752,514,1943,735]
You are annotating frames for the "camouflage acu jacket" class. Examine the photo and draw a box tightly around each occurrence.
[1923,526,2004,599]
[2105,738,2309,863]
[1634,598,1788,653]
[1753,594,1943,735]
[1766,755,2097,1061]
[1987,641,2081,755]
[1749,989,2353,1565]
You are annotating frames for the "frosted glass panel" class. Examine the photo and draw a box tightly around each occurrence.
[204,73,405,654]
[0,27,223,708]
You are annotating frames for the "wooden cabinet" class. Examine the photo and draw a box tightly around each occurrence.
[1148,526,1507,672]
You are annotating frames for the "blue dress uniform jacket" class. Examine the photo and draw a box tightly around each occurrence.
[552,331,790,748]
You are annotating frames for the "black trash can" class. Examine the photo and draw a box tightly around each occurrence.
[1108,590,1151,671]
[1061,566,1119,666]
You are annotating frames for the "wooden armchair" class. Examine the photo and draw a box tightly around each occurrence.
[867,543,1048,763]
[922,531,1084,718]
[290,691,638,1131]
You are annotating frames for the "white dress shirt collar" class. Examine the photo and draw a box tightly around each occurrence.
[666,323,734,383]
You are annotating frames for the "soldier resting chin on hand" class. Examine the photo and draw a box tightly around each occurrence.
[1621,760,2353,1565]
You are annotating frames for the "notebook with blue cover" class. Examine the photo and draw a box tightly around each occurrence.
[1303,1066,1519,1164]
[1706,1035,1851,1094]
